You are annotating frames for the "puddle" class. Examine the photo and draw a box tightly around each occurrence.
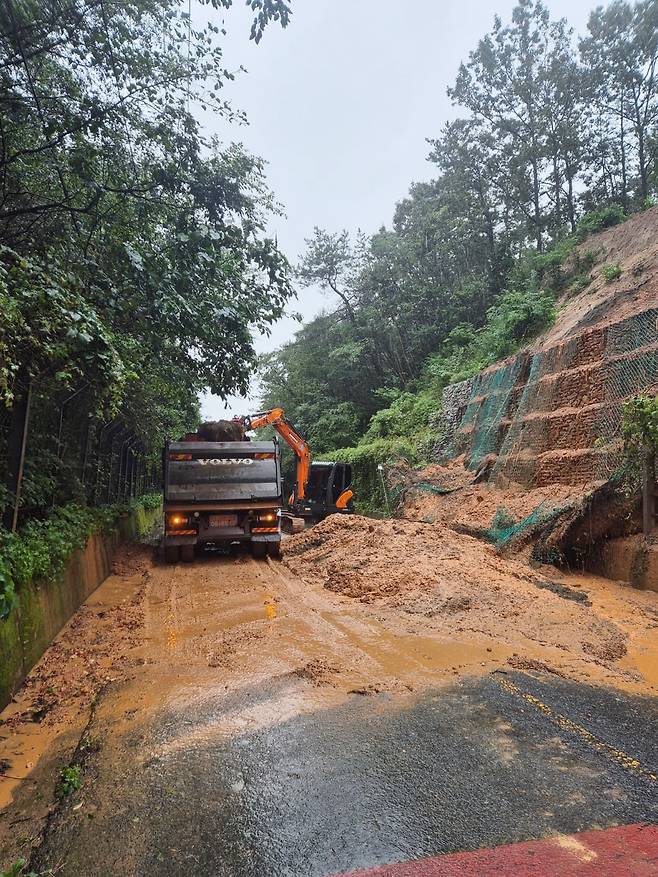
[320,611,511,681]
[555,572,658,693]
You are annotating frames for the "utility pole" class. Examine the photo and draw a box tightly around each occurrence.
[377,463,390,515]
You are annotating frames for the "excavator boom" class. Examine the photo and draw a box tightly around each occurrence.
[241,407,354,524]
[241,408,311,502]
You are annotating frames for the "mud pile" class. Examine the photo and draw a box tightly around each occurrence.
[197,420,245,442]
[0,545,149,734]
[393,456,584,536]
[283,515,629,672]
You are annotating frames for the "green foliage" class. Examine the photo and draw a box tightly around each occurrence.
[140,494,162,512]
[601,263,623,282]
[575,207,626,240]
[56,764,82,798]
[0,0,293,522]
[619,395,658,490]
[427,286,556,387]
[361,390,440,445]
[622,396,658,452]
[333,439,417,516]
[0,495,158,621]
[1,861,37,877]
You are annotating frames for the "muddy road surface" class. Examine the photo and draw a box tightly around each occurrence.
[1,547,657,875]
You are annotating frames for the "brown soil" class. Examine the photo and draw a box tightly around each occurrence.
[395,457,584,536]
[0,544,151,815]
[283,515,658,688]
[540,206,658,346]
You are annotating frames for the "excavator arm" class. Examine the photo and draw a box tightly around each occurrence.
[241,408,311,502]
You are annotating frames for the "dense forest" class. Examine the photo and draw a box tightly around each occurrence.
[1,0,657,526]
[0,0,293,526]
[260,0,658,502]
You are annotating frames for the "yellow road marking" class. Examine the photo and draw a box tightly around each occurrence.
[264,592,277,619]
[494,675,657,782]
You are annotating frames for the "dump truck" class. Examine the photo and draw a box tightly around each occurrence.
[162,434,283,563]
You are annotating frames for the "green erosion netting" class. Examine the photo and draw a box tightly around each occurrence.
[483,503,566,550]
[414,482,459,496]
[436,307,658,489]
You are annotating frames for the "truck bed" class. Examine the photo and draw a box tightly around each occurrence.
[164,441,282,505]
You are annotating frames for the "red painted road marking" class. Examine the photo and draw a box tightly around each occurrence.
[332,824,658,876]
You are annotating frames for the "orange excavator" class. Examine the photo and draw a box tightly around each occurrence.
[241,407,354,529]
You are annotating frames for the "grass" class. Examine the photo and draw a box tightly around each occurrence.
[56,764,81,798]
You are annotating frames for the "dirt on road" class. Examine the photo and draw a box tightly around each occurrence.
[283,514,658,692]
[1,526,658,872]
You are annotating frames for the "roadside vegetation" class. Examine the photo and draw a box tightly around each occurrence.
[55,765,82,800]
[260,0,657,511]
[621,395,658,490]
[1,862,36,877]
[0,0,293,530]
[0,494,161,620]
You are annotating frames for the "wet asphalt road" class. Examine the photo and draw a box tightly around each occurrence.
[32,671,658,876]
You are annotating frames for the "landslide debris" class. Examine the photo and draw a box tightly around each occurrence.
[283,514,628,676]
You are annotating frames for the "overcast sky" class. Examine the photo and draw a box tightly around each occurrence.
[200,0,599,421]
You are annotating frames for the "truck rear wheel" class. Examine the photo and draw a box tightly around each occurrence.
[180,544,195,563]
[165,545,180,564]
[251,541,267,560]
[267,542,281,560]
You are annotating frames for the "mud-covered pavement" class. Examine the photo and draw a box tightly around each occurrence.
[2,546,658,875]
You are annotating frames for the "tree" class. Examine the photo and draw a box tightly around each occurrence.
[580,0,658,204]
[449,0,581,249]
[297,228,367,324]
[0,0,294,519]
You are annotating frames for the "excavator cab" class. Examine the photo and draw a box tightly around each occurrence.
[293,461,353,522]
[241,407,355,527]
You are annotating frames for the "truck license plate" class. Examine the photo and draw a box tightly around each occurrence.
[209,514,237,529]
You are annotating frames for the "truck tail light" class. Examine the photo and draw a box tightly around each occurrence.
[169,453,193,461]
[168,514,189,529]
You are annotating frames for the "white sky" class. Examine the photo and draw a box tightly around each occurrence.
[200,0,598,421]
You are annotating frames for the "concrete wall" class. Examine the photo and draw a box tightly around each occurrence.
[0,504,161,711]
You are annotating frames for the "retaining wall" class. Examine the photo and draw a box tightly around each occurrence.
[0,504,161,711]
[435,310,658,488]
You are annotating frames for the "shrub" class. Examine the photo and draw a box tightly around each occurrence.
[571,274,593,294]
[140,493,162,511]
[56,764,82,798]
[361,390,439,445]
[619,395,658,490]
[575,206,625,240]
[333,438,417,516]
[0,494,160,621]
[601,263,622,282]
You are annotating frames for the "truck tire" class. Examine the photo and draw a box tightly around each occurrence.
[180,544,195,563]
[267,542,281,560]
[251,541,267,560]
[165,545,180,564]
